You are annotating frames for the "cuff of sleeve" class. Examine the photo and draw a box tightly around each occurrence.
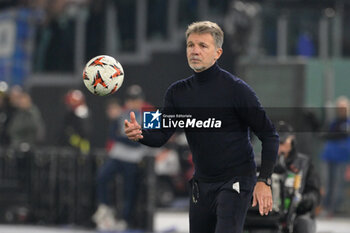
[258,160,276,179]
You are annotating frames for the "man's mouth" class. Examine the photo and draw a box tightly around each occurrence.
[190,58,201,62]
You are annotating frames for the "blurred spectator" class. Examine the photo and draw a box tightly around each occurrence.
[0,85,24,146]
[93,85,148,231]
[7,89,45,150]
[8,85,24,109]
[297,31,315,57]
[58,89,91,154]
[276,121,320,233]
[320,96,350,217]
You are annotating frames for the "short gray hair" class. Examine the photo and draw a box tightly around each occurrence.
[186,21,224,48]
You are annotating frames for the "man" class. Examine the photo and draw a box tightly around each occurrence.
[93,85,147,231]
[58,89,91,154]
[320,96,350,216]
[8,90,45,149]
[276,121,320,233]
[125,21,279,233]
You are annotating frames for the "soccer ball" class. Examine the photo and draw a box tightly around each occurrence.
[82,55,124,96]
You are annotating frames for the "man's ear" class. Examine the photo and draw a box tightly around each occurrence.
[215,48,223,60]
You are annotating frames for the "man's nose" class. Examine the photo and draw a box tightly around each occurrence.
[191,45,200,54]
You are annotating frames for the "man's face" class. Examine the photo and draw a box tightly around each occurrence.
[278,136,294,158]
[18,93,31,110]
[336,100,348,119]
[125,98,143,110]
[106,103,121,120]
[186,33,222,73]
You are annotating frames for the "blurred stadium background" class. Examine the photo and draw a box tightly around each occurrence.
[1,0,350,232]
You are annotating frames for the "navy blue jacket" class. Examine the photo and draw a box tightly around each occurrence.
[140,63,279,182]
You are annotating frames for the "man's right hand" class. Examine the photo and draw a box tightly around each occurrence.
[124,111,143,142]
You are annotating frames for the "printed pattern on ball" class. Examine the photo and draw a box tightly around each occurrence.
[83,55,124,96]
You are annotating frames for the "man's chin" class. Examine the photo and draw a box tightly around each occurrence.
[189,64,206,72]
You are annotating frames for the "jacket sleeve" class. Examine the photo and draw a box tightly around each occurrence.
[139,85,176,147]
[234,80,279,179]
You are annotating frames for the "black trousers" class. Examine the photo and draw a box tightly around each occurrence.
[189,176,256,233]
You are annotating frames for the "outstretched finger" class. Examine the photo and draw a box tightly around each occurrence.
[130,111,137,123]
